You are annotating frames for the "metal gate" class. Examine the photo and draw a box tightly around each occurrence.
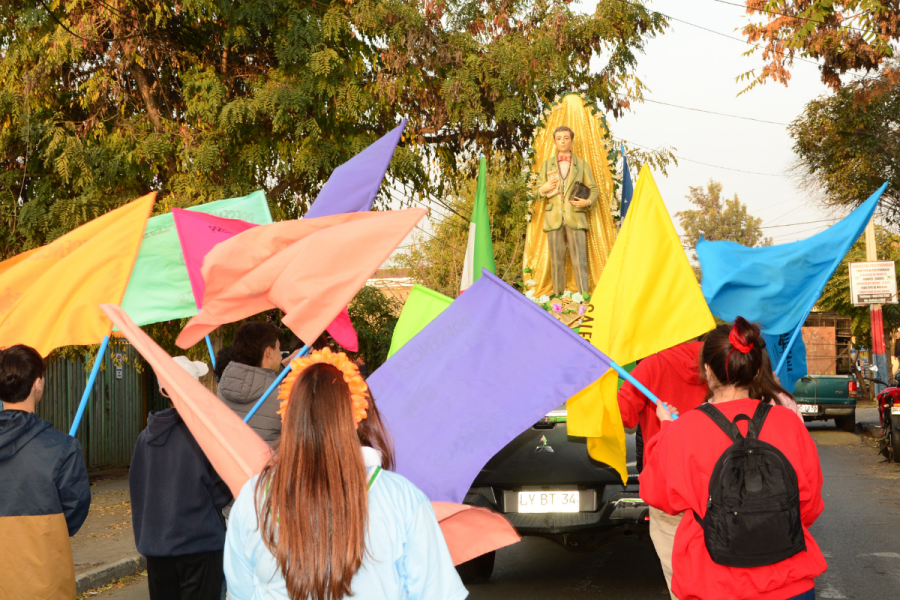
[34,342,146,469]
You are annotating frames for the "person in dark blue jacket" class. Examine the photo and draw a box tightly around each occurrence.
[0,344,91,600]
[129,356,233,600]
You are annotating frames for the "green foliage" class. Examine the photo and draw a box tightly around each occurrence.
[347,285,401,371]
[818,226,900,346]
[676,180,772,259]
[0,0,668,259]
[789,68,900,222]
[392,154,529,297]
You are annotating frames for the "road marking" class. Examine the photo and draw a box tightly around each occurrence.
[865,552,900,559]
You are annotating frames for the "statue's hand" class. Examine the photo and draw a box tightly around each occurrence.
[569,198,591,209]
[539,179,558,196]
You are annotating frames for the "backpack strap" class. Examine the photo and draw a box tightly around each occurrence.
[745,401,772,440]
[696,403,742,442]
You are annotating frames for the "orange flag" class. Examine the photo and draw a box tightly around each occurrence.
[101,304,272,495]
[0,248,38,278]
[0,194,154,356]
[176,209,426,349]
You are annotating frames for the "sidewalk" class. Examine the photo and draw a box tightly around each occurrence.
[72,471,145,594]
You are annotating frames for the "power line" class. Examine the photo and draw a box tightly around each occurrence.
[634,96,790,126]
[622,138,783,177]
[761,218,835,229]
[709,0,885,37]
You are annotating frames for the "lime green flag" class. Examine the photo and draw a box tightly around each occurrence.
[387,285,453,358]
[121,191,273,326]
[459,155,495,292]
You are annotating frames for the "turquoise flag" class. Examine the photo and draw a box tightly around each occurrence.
[121,191,273,326]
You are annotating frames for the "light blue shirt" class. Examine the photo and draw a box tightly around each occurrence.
[224,469,468,600]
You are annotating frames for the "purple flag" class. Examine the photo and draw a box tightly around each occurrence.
[305,120,407,218]
[368,270,614,504]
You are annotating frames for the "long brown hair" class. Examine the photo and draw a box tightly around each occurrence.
[356,395,395,471]
[700,316,792,406]
[255,363,367,600]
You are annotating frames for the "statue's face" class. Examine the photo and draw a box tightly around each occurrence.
[554,131,573,153]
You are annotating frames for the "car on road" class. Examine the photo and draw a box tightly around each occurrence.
[458,405,647,583]
[793,374,858,432]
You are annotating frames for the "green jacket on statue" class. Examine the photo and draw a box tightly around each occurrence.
[535,153,599,232]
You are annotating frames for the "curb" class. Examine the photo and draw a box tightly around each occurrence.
[76,555,146,594]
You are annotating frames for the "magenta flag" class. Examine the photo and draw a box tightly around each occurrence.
[172,208,360,350]
[172,209,259,309]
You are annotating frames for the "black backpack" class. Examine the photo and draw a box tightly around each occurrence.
[693,402,806,568]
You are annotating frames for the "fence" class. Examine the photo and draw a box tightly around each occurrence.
[34,342,147,469]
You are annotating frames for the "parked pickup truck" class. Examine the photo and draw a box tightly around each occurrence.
[793,374,858,432]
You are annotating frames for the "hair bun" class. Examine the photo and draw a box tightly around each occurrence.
[733,316,762,348]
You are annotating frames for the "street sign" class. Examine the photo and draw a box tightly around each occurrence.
[849,261,898,306]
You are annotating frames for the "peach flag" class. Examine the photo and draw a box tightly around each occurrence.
[0,247,38,277]
[101,304,272,495]
[104,303,518,563]
[176,209,426,349]
[0,194,155,356]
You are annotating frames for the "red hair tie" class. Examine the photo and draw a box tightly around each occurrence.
[725,321,754,382]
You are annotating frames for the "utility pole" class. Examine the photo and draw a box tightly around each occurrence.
[865,219,888,395]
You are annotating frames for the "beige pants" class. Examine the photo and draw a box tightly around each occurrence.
[649,506,684,600]
[546,224,589,296]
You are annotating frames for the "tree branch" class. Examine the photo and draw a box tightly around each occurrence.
[131,63,162,132]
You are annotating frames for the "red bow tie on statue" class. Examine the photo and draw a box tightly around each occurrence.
[557,154,572,163]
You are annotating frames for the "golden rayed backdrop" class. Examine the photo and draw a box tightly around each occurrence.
[524,93,618,298]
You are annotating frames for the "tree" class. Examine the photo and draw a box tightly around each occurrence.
[789,67,900,222]
[676,180,772,258]
[739,1,900,92]
[347,285,402,371]
[0,0,668,260]
[392,156,529,298]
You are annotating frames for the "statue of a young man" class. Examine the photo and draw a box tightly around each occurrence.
[534,126,599,296]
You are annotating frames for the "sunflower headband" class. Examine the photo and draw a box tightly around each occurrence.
[277,347,369,427]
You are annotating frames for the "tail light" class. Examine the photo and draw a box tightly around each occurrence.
[848,381,858,398]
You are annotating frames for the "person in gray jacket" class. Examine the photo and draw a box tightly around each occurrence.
[217,322,284,444]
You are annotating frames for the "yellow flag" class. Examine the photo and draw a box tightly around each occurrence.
[568,166,714,483]
[0,194,155,356]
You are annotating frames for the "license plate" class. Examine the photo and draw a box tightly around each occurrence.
[799,404,818,414]
[518,491,579,513]
[892,406,900,415]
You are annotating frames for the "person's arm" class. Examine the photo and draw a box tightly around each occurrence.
[795,423,825,528]
[56,438,92,536]
[402,499,468,600]
[638,421,686,516]
[617,379,648,430]
[223,487,258,600]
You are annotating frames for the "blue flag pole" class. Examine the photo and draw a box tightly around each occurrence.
[205,335,217,370]
[607,358,677,420]
[69,336,110,437]
[244,345,310,423]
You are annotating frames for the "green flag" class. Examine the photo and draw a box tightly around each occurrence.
[459,155,495,292]
[121,191,273,326]
[387,285,453,358]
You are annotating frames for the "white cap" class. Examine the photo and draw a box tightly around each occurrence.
[172,356,210,381]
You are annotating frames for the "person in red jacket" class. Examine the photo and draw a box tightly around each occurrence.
[641,318,826,600]
[618,340,710,599]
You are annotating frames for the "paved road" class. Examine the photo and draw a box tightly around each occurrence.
[90,421,900,600]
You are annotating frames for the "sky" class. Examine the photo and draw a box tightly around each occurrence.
[587,0,841,245]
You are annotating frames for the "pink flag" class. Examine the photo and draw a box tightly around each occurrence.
[172,209,259,309]
[172,209,360,351]
[432,502,521,566]
[100,304,272,496]
[176,209,425,350]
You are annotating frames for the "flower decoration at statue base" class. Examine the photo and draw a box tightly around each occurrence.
[522,267,589,329]
[278,347,370,427]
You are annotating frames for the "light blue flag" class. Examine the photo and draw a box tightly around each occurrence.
[762,332,808,394]
[697,183,887,390]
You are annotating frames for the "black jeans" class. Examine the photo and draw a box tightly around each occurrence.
[146,550,224,600]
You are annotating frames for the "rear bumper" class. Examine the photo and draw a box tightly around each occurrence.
[498,492,649,534]
[800,405,855,419]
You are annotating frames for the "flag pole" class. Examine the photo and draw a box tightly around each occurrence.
[205,335,217,370]
[69,336,110,437]
[607,358,677,420]
[244,345,310,423]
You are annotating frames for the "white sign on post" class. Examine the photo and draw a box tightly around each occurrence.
[849,261,898,306]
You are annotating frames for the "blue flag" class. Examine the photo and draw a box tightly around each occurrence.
[620,144,634,219]
[368,271,614,504]
[305,120,407,218]
[698,183,887,390]
[762,332,809,394]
